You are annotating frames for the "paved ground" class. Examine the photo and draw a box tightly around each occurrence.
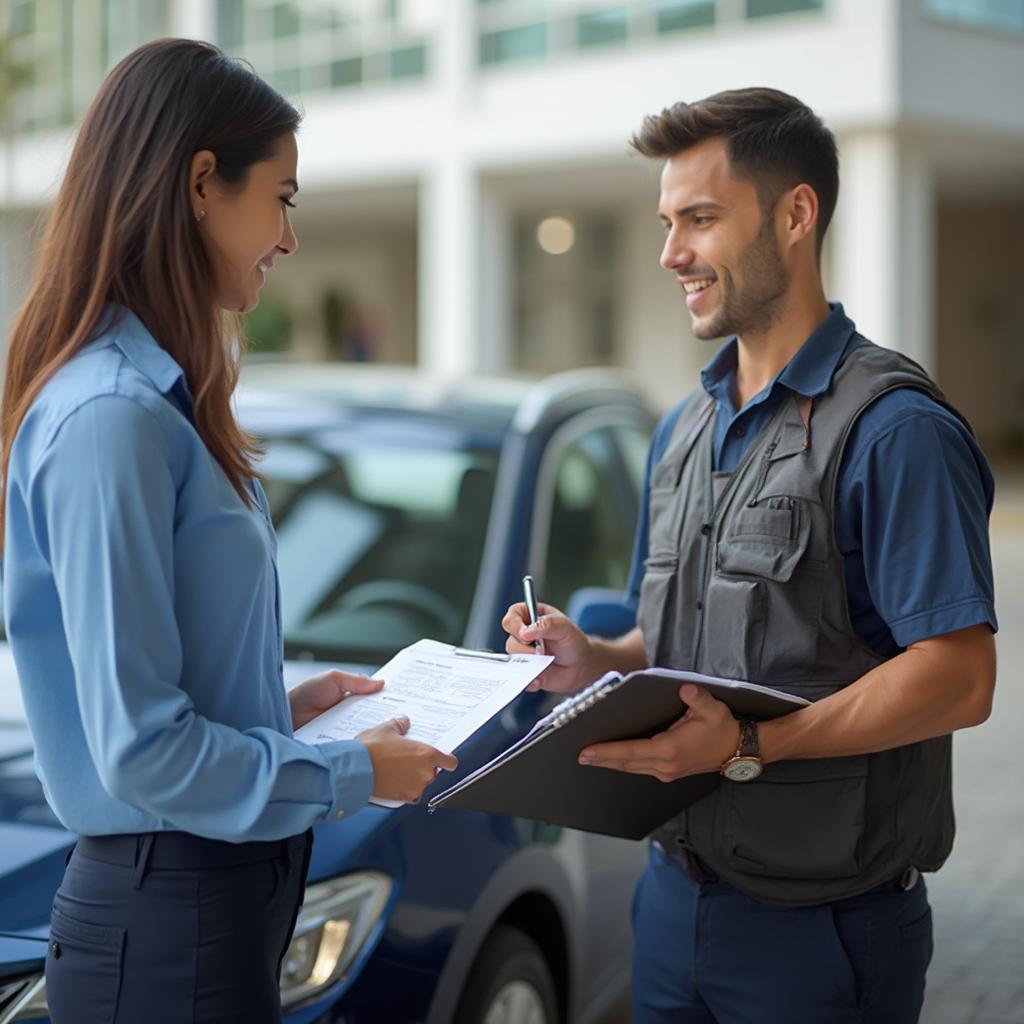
[602,462,1024,1024]
[920,468,1024,1024]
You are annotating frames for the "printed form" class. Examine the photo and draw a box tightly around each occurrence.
[294,639,552,805]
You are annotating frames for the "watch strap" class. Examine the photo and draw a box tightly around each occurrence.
[737,719,759,758]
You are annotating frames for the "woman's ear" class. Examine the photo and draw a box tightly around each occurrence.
[189,150,217,220]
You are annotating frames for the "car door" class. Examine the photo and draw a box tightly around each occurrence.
[525,407,653,999]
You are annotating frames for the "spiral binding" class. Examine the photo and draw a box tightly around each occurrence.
[540,673,618,731]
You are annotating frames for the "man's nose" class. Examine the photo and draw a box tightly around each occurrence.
[660,233,693,272]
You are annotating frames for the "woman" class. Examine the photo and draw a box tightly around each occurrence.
[1,38,456,1024]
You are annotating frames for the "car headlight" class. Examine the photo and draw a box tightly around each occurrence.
[280,871,392,1011]
[0,972,48,1023]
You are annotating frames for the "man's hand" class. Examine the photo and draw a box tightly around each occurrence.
[578,684,741,781]
[289,668,384,731]
[357,718,459,804]
[503,602,592,693]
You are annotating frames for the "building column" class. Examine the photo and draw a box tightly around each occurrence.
[830,129,937,372]
[416,0,487,376]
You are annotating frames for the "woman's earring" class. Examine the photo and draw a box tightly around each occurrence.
[195,209,206,223]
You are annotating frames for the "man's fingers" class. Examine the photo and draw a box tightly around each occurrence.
[434,751,458,772]
[391,715,411,734]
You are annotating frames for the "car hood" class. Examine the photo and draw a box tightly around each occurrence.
[0,931,47,979]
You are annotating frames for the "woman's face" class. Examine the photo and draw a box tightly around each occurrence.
[192,132,299,313]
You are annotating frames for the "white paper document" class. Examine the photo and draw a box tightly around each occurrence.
[295,639,552,805]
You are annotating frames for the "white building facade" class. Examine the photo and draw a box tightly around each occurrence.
[2,0,1023,448]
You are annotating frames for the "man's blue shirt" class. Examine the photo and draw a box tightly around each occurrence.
[3,306,373,840]
[627,303,997,656]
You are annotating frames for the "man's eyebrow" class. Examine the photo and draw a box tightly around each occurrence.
[665,201,725,218]
[279,178,299,192]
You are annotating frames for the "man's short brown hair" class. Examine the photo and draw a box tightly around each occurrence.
[631,87,839,252]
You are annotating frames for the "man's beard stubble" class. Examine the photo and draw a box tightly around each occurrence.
[693,216,789,341]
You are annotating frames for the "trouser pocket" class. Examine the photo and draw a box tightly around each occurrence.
[46,901,125,1024]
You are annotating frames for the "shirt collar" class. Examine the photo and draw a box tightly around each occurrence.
[700,302,857,405]
[98,303,193,407]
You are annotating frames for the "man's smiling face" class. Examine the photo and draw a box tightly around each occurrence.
[658,137,789,341]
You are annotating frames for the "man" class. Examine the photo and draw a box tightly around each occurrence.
[503,88,997,1024]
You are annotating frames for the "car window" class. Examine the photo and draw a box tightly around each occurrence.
[261,437,499,666]
[540,425,638,610]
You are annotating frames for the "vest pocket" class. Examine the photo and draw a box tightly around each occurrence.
[718,756,869,879]
[705,497,825,680]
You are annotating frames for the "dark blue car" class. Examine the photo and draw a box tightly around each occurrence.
[0,365,655,1024]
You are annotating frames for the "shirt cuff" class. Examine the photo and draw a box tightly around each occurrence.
[320,739,375,820]
[889,598,999,649]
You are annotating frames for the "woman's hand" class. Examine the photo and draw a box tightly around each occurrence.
[357,718,459,804]
[288,668,384,731]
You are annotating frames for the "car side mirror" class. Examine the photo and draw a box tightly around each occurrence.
[565,587,636,639]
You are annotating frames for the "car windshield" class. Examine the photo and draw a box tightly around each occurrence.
[260,430,499,667]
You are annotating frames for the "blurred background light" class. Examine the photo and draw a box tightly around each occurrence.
[536,216,576,256]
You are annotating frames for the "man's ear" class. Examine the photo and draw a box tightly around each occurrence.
[189,149,217,216]
[784,183,819,250]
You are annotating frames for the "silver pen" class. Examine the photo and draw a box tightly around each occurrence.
[522,574,544,653]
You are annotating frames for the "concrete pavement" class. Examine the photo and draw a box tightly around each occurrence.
[921,470,1024,1024]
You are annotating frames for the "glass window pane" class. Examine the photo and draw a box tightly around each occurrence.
[480,23,548,64]
[657,0,716,33]
[11,1,36,36]
[216,0,245,49]
[389,43,426,78]
[542,428,636,610]
[273,2,301,38]
[577,8,629,47]
[265,439,498,663]
[331,56,363,87]
[746,0,824,18]
[270,67,301,95]
[923,0,1024,34]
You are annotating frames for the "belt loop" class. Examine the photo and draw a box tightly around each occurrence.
[133,833,156,890]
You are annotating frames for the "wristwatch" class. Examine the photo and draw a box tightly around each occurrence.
[720,719,763,782]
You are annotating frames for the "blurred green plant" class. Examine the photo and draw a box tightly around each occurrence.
[322,287,351,360]
[245,292,294,354]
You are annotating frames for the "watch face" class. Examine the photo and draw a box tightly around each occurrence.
[723,757,763,782]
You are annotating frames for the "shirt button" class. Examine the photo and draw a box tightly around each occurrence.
[695,600,704,611]
[50,940,61,959]
[734,424,746,437]
[700,523,711,536]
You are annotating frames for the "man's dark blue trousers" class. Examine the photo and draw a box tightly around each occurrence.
[632,844,934,1023]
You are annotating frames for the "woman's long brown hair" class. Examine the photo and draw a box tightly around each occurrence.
[1,38,301,547]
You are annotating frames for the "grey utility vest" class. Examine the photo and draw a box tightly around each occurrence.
[637,339,964,907]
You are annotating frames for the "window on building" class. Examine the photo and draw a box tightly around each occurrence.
[922,0,1024,34]
[212,0,436,96]
[656,0,716,33]
[746,0,824,18]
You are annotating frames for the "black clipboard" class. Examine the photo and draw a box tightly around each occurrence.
[428,668,808,840]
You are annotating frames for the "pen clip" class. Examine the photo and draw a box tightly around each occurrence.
[453,647,512,663]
